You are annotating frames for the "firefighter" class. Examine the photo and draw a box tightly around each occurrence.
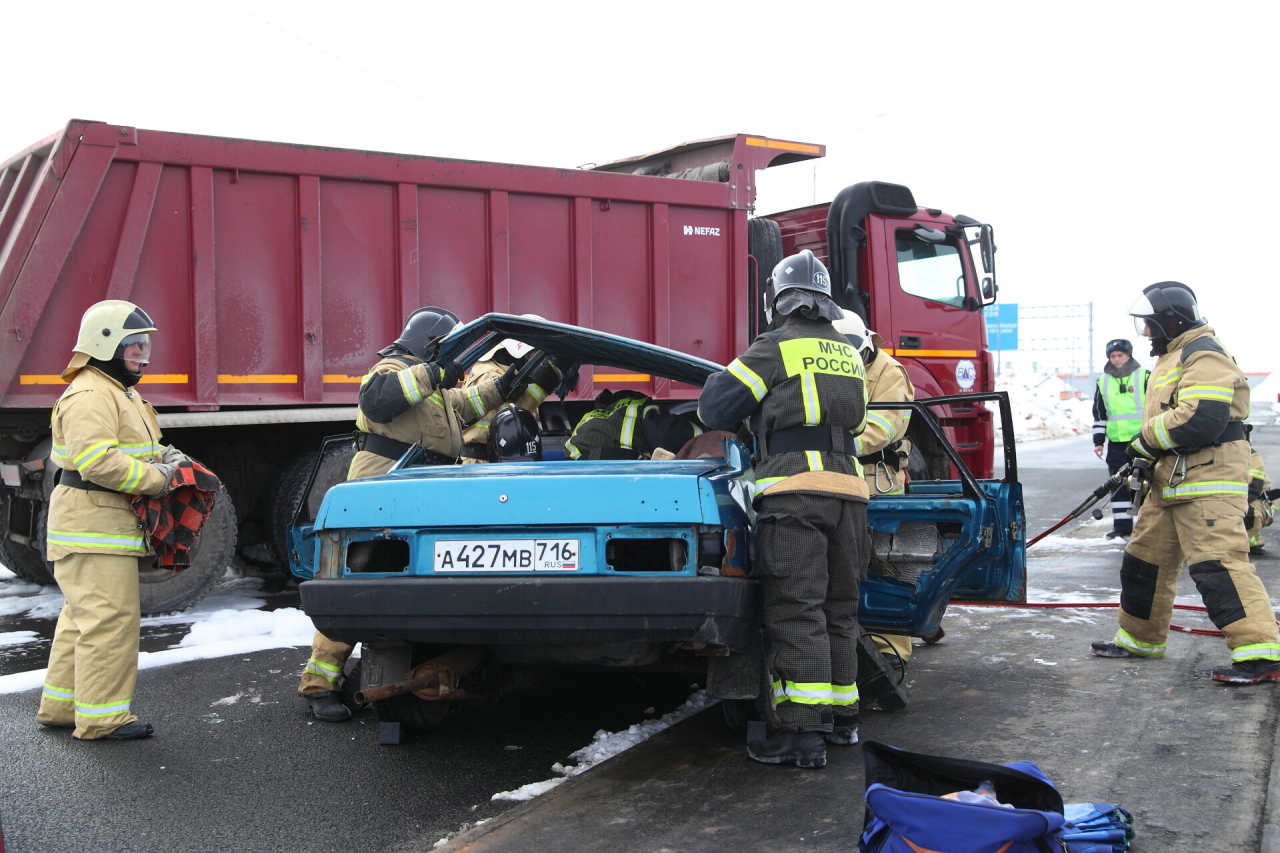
[1091,338,1151,541]
[299,308,558,720]
[1091,282,1280,684]
[565,390,703,460]
[37,301,186,741]
[458,317,556,464]
[1245,438,1274,556]
[833,309,916,667]
[699,250,869,769]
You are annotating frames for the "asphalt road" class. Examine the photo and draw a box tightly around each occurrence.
[1,427,1277,852]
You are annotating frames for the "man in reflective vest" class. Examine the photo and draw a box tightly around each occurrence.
[1091,338,1150,540]
[1091,282,1280,684]
[299,308,554,720]
[699,250,869,769]
[38,301,187,740]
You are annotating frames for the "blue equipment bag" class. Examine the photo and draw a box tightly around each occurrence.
[860,741,1068,853]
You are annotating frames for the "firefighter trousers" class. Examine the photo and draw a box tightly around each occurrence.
[298,630,354,695]
[754,492,869,729]
[1114,493,1280,661]
[36,553,141,739]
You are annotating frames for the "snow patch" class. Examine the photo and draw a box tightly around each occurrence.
[490,689,716,803]
[0,630,40,647]
[994,371,1096,442]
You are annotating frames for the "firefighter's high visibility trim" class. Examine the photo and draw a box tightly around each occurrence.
[1160,480,1249,500]
[73,440,116,471]
[118,441,162,457]
[1152,368,1184,389]
[779,338,864,380]
[217,375,298,384]
[772,679,835,704]
[564,437,581,459]
[1251,467,1267,479]
[831,683,859,706]
[428,392,445,410]
[866,411,895,436]
[46,529,148,552]
[397,367,425,406]
[1152,414,1174,450]
[806,450,824,471]
[745,137,824,155]
[727,358,767,401]
[1113,628,1166,658]
[466,385,487,418]
[75,698,132,717]
[619,402,639,449]
[1231,643,1280,662]
[756,476,786,488]
[42,683,74,702]
[526,383,548,405]
[800,372,820,426]
[852,434,864,455]
[305,658,342,683]
[118,458,146,493]
[1178,385,1234,403]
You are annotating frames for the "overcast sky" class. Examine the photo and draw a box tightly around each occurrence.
[5,1,1277,380]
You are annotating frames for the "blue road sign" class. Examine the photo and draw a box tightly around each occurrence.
[984,303,1018,350]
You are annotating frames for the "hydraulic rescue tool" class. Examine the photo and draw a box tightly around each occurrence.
[1027,463,1135,547]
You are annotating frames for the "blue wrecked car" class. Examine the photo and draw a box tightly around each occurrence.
[288,314,1025,732]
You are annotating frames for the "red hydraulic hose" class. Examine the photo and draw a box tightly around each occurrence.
[948,600,1280,638]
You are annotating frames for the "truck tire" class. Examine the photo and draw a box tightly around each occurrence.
[748,218,784,337]
[269,443,355,568]
[138,483,236,614]
[0,536,55,586]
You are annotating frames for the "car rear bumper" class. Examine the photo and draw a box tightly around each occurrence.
[301,576,759,650]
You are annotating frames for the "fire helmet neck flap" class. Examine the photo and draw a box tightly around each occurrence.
[391,307,461,360]
[488,404,542,462]
[763,250,842,325]
[1129,281,1203,341]
[63,300,158,381]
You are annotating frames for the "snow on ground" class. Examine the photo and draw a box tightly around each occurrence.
[0,566,316,695]
[489,688,718,803]
[994,371,1095,443]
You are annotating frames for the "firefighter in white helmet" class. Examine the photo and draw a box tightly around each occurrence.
[458,316,558,464]
[833,309,918,668]
[37,301,188,740]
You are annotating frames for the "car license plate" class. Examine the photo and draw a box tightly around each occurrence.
[433,538,579,572]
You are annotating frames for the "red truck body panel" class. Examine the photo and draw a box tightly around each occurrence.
[0,122,818,410]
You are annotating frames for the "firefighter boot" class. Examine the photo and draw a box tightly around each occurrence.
[100,721,154,740]
[1211,659,1280,685]
[747,729,827,768]
[306,691,353,722]
[825,711,860,746]
[1090,641,1135,658]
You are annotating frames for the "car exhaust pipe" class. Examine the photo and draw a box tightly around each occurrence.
[355,645,488,704]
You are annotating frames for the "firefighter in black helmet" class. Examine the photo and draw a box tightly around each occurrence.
[299,307,548,721]
[698,250,870,768]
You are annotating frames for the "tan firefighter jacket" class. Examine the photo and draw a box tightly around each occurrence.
[1133,325,1252,502]
[854,348,915,495]
[47,366,167,560]
[348,352,504,480]
[460,358,549,451]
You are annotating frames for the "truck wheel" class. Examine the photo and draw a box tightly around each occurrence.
[270,443,355,567]
[0,536,55,586]
[139,483,236,614]
[372,693,451,732]
[748,218,784,337]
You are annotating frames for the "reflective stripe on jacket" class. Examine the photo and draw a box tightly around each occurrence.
[698,315,869,501]
[1141,325,1252,502]
[460,358,547,448]
[48,367,166,560]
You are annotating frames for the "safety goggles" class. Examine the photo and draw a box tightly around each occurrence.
[118,332,153,365]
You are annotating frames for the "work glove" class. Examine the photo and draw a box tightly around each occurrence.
[1125,434,1160,462]
[431,361,463,390]
[161,445,189,465]
[494,364,520,400]
[521,358,564,399]
[151,462,179,496]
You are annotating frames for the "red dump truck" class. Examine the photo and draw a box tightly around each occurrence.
[0,120,999,611]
